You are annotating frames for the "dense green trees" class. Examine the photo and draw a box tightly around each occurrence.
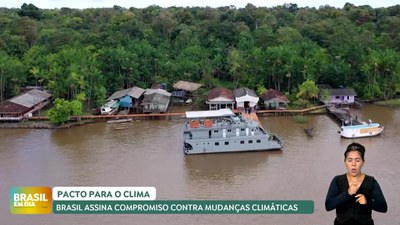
[0,3,399,111]
[360,48,400,99]
[0,51,25,101]
[47,98,83,125]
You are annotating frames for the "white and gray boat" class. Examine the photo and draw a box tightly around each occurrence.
[183,108,283,154]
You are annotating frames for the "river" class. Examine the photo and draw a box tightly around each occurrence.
[1,104,399,225]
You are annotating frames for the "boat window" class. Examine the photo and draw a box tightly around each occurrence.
[241,128,245,131]
[225,142,229,145]
[227,129,231,132]
[214,130,219,133]
[215,142,219,146]
[256,140,261,143]
[248,140,253,144]
[240,141,245,144]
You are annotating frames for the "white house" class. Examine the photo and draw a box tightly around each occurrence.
[233,87,259,110]
[326,88,357,105]
[206,87,235,110]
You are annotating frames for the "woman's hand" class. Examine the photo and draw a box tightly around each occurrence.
[355,194,367,205]
[348,183,358,195]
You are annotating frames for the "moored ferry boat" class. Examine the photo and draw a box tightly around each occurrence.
[339,121,384,138]
[183,108,283,154]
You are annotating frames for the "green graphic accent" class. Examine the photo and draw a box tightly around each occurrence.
[53,200,314,214]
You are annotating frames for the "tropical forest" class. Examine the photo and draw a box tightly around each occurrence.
[1,3,400,113]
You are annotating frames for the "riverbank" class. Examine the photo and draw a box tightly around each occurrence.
[375,98,400,108]
[0,120,95,129]
[0,106,327,129]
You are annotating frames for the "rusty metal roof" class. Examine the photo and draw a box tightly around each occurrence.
[260,89,289,102]
[207,87,234,101]
[0,101,30,114]
[0,89,51,114]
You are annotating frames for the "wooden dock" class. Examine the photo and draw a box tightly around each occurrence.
[241,112,260,124]
[326,106,362,126]
[256,105,327,117]
[28,112,186,122]
[27,105,328,122]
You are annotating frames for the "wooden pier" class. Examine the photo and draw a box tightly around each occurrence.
[26,105,329,122]
[28,112,186,122]
[326,106,362,126]
[241,112,261,124]
[256,105,327,117]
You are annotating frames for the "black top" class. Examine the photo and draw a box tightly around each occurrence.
[326,174,387,224]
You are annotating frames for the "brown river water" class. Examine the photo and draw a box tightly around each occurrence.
[1,104,399,225]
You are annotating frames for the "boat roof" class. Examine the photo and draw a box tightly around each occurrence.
[185,108,235,119]
[103,100,120,108]
[342,123,380,129]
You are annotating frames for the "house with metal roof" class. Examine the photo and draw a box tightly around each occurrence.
[0,89,52,121]
[260,89,289,109]
[206,87,234,110]
[105,86,145,113]
[172,81,202,93]
[141,89,171,113]
[317,84,357,106]
[171,80,202,104]
[107,86,145,102]
[326,88,357,105]
[233,87,259,110]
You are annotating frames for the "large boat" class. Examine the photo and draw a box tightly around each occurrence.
[339,120,384,138]
[183,108,283,154]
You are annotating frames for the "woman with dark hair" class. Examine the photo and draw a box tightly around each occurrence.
[325,142,387,225]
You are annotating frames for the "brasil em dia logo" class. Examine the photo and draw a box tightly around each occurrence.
[10,186,52,214]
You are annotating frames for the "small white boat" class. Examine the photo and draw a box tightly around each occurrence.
[101,100,120,115]
[107,118,132,124]
[339,122,384,138]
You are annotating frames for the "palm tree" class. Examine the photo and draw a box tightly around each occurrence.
[296,79,319,101]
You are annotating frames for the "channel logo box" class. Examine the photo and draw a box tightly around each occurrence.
[10,186,52,214]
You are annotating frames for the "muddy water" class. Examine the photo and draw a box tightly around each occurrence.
[1,104,399,224]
